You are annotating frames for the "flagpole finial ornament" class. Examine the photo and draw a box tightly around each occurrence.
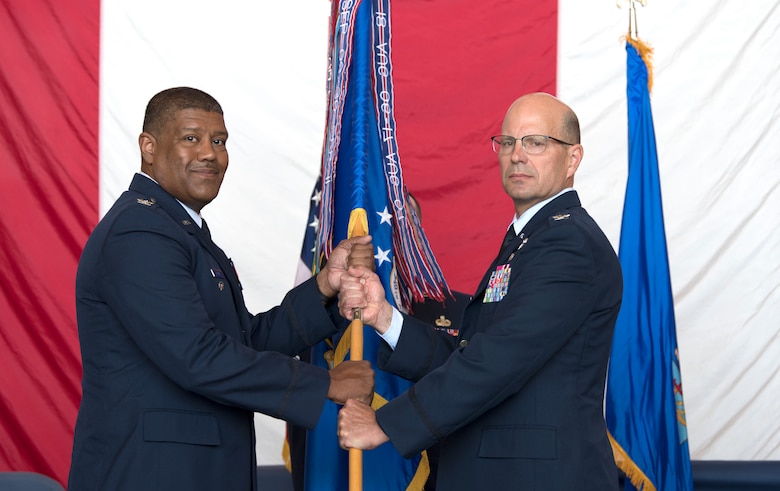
[617,0,647,40]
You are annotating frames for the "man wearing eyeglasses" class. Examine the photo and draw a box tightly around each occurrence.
[336,92,622,490]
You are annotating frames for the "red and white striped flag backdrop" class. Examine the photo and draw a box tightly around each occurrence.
[1,0,778,486]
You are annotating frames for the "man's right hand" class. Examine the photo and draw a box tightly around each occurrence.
[346,240,375,271]
[337,399,389,450]
[338,268,394,334]
[327,360,374,406]
[316,236,373,301]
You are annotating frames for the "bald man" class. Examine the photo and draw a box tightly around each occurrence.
[336,93,622,490]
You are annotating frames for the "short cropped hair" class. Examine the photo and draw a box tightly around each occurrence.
[561,110,581,144]
[142,87,223,137]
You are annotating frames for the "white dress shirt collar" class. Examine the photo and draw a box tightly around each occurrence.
[507,188,574,236]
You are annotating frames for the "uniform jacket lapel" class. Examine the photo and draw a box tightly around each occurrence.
[475,191,582,295]
[128,174,251,337]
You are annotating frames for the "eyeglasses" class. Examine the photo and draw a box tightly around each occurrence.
[490,135,574,155]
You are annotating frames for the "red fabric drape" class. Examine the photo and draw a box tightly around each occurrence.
[0,0,99,485]
[394,0,558,293]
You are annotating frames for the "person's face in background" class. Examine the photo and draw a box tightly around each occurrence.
[407,193,422,222]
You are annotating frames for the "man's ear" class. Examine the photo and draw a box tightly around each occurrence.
[566,143,584,179]
[139,132,156,165]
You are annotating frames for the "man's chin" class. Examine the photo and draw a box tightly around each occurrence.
[503,184,532,201]
[188,188,221,211]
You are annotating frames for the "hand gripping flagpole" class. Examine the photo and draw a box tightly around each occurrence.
[317,0,450,488]
[347,215,368,491]
[349,309,363,491]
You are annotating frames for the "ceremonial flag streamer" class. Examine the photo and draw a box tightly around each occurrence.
[303,1,449,490]
[605,37,694,491]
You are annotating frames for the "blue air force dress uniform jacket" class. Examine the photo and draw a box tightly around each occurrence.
[69,174,339,491]
[374,191,622,491]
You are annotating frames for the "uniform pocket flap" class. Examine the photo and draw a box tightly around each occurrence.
[143,409,221,446]
[478,425,556,459]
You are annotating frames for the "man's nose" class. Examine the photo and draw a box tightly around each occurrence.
[510,139,528,162]
[198,139,216,161]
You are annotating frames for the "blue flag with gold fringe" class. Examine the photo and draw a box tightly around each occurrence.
[301,1,449,489]
[605,38,694,491]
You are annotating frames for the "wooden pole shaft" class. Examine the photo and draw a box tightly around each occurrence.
[348,310,364,491]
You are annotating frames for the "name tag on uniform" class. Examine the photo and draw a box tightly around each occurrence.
[210,268,225,278]
[483,264,511,303]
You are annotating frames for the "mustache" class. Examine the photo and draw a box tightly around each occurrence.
[190,163,222,172]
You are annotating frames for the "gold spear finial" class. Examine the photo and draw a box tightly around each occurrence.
[617,0,647,39]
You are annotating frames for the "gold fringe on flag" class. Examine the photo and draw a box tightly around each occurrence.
[624,36,655,94]
[608,431,657,491]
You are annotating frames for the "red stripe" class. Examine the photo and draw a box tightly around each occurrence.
[0,0,100,485]
[392,0,558,293]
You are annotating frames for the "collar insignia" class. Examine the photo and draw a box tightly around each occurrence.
[136,197,156,206]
